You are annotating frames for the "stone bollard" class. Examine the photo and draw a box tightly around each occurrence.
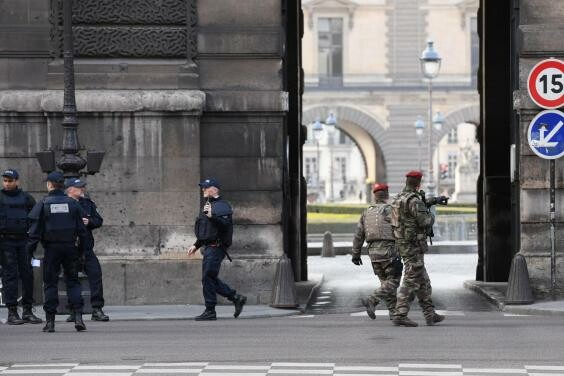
[270,254,298,308]
[321,231,335,257]
[505,253,534,305]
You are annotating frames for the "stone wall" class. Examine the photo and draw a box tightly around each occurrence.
[515,0,564,298]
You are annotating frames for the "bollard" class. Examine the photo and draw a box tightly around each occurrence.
[270,254,298,308]
[321,231,335,257]
[505,253,534,305]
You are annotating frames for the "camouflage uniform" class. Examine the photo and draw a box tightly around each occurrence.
[390,187,437,322]
[352,200,402,316]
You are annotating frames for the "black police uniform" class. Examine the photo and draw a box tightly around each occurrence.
[0,187,41,324]
[27,188,89,332]
[193,196,246,320]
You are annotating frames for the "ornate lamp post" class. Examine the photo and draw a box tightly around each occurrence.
[36,0,104,178]
[312,118,324,202]
[324,112,337,202]
[432,111,445,192]
[414,116,425,171]
[420,40,441,196]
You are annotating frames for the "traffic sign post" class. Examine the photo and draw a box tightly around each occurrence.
[527,109,564,300]
[527,58,564,110]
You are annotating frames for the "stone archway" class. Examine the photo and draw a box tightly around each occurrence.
[303,105,389,184]
[436,105,480,147]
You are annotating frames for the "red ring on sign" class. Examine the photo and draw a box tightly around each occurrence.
[527,59,564,109]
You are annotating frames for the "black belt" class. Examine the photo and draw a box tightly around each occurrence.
[0,234,26,240]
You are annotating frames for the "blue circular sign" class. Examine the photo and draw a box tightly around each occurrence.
[527,110,564,159]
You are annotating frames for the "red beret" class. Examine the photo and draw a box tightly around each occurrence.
[406,170,423,179]
[372,183,389,192]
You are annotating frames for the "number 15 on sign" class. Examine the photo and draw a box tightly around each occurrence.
[527,58,564,109]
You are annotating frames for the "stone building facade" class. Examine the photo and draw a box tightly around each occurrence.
[0,0,305,304]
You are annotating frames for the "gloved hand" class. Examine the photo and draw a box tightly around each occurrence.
[436,196,449,205]
[351,254,363,265]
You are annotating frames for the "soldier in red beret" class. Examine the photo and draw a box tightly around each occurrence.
[389,170,445,327]
[351,182,402,321]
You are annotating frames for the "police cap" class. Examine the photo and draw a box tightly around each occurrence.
[2,169,19,179]
[65,178,87,189]
[198,178,221,189]
[45,171,65,184]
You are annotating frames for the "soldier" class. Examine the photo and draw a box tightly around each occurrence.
[65,178,109,322]
[390,170,446,327]
[27,171,89,332]
[187,178,247,321]
[352,183,402,320]
[0,169,42,325]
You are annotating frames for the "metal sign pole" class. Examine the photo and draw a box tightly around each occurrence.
[550,159,556,300]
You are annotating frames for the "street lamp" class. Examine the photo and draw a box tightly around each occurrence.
[35,0,105,178]
[324,112,337,202]
[312,118,324,202]
[420,40,442,196]
[414,116,425,171]
[432,111,445,191]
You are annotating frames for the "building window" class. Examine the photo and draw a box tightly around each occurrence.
[448,128,458,144]
[335,156,347,184]
[448,154,457,179]
[318,17,343,88]
[470,17,479,88]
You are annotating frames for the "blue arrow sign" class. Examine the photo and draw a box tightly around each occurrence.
[528,110,564,159]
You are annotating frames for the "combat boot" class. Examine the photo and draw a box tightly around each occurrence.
[43,313,55,333]
[74,311,87,332]
[426,313,445,326]
[392,316,419,327]
[361,297,377,320]
[91,308,110,322]
[195,308,217,321]
[22,305,43,324]
[65,310,75,323]
[232,294,247,318]
[7,306,24,325]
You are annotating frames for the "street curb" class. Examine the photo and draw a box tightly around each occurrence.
[296,273,324,313]
[464,280,564,317]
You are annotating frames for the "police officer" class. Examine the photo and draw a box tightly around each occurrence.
[0,169,42,325]
[65,178,109,322]
[27,171,89,332]
[187,178,247,321]
[390,171,445,327]
[351,183,402,320]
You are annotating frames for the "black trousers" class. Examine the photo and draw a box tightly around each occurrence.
[202,246,235,308]
[43,244,83,314]
[0,238,34,307]
[83,247,104,308]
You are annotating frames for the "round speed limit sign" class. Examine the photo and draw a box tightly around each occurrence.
[527,58,564,109]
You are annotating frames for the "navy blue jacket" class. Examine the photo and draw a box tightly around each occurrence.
[78,196,103,247]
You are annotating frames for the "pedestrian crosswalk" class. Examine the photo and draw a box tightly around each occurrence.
[1,363,564,376]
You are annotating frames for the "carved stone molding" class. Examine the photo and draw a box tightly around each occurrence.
[49,0,198,60]
[303,0,358,30]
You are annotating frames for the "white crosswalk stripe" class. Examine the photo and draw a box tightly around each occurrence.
[1,363,564,376]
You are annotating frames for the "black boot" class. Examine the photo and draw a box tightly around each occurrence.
[22,305,43,324]
[74,311,87,332]
[232,294,247,318]
[42,313,55,332]
[361,297,377,320]
[65,309,75,323]
[91,308,109,322]
[7,306,24,325]
[195,308,217,321]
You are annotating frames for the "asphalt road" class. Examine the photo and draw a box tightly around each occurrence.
[1,254,563,368]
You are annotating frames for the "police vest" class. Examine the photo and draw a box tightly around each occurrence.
[0,192,29,234]
[194,199,233,247]
[364,203,394,242]
[41,196,78,243]
[390,191,421,241]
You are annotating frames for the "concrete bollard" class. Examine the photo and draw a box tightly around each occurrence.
[505,253,534,305]
[321,231,335,257]
[270,254,298,308]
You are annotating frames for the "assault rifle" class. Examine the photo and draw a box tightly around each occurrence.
[419,190,449,245]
